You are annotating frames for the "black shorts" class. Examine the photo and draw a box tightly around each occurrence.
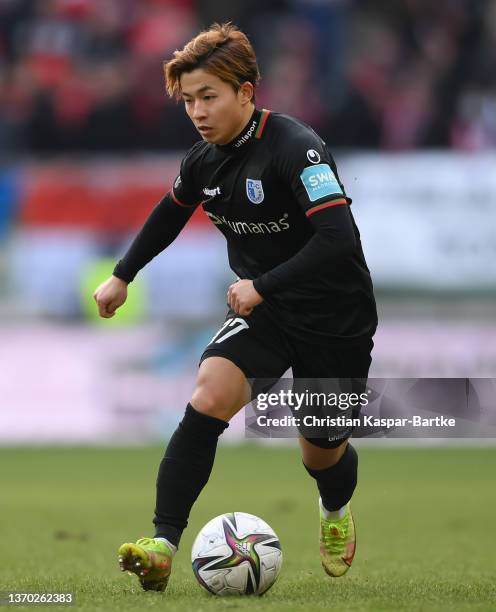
[200,304,373,448]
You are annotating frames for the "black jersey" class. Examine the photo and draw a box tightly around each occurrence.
[114,108,377,345]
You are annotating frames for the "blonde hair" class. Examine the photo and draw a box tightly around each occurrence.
[164,22,260,100]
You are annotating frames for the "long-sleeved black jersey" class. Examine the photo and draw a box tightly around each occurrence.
[114,108,377,345]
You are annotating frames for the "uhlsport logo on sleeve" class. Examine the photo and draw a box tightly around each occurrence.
[246,178,264,204]
[300,164,343,202]
[306,149,321,164]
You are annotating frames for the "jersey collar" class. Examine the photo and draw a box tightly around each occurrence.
[216,108,271,154]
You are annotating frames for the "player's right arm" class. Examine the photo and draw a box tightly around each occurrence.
[94,151,202,318]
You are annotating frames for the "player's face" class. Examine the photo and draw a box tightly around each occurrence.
[180,69,254,145]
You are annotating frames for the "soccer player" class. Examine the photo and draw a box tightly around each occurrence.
[93,23,377,592]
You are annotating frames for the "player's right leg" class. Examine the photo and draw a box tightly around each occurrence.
[119,305,289,592]
[118,356,248,591]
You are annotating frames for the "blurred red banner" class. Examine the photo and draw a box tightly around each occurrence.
[19,158,210,231]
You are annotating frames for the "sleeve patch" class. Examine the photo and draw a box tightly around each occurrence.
[300,164,343,202]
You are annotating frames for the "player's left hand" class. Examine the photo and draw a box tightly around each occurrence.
[227,279,263,316]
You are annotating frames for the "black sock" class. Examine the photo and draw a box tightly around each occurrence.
[304,443,358,511]
[153,403,228,547]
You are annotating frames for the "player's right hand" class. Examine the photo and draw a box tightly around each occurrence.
[93,275,128,318]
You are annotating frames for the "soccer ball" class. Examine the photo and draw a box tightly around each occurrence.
[191,511,283,596]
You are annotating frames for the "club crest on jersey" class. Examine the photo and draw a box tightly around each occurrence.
[246,179,264,204]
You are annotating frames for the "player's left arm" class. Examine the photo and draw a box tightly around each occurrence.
[252,130,356,299]
[227,197,354,313]
[227,278,263,316]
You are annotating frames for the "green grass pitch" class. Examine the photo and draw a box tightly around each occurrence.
[1,445,495,611]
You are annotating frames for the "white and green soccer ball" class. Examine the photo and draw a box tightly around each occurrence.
[191,512,283,596]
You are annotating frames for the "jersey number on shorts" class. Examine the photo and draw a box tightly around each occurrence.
[210,317,249,344]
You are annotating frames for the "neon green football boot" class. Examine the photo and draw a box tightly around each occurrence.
[319,501,356,577]
[118,537,174,592]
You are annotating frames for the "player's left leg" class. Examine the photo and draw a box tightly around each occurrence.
[292,336,373,577]
[300,436,357,577]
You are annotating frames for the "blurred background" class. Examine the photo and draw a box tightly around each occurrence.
[1,0,495,444]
